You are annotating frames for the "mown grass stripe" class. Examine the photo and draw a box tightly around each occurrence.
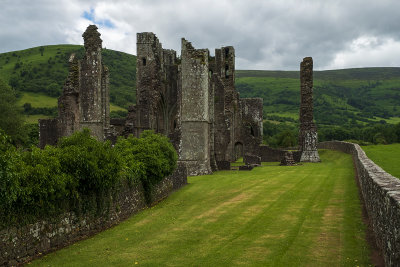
[31,150,371,266]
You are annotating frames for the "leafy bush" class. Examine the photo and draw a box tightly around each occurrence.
[115,130,177,202]
[0,130,23,219]
[58,129,122,196]
[0,129,178,227]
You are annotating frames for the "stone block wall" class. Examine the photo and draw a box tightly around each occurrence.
[38,119,59,148]
[259,145,287,162]
[318,141,400,266]
[0,164,187,266]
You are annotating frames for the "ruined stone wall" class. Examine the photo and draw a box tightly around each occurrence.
[212,74,230,164]
[39,25,110,146]
[259,145,287,162]
[57,54,80,138]
[0,163,187,266]
[79,25,109,140]
[134,33,180,140]
[216,47,239,162]
[299,57,320,162]
[180,39,211,175]
[240,98,263,156]
[135,32,162,134]
[318,141,400,266]
[38,119,59,148]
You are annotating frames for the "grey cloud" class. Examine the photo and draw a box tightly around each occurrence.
[1,0,400,70]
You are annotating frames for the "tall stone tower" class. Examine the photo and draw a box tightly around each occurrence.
[38,25,110,147]
[135,32,163,136]
[180,39,212,175]
[79,25,110,140]
[299,57,320,162]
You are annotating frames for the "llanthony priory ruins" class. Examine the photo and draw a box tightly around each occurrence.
[39,25,320,175]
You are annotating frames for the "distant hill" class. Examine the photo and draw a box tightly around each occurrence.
[0,45,136,112]
[1,45,399,127]
[236,68,400,127]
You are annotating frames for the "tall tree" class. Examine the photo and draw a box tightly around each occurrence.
[0,78,25,144]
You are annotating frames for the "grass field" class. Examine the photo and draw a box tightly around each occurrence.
[14,92,126,123]
[31,150,371,266]
[362,143,400,179]
[17,92,57,108]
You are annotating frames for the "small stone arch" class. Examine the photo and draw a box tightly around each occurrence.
[234,142,244,160]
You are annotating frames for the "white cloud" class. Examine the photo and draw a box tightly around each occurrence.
[1,0,400,70]
[325,36,400,69]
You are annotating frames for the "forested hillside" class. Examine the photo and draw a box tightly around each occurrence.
[1,45,399,147]
[0,45,136,118]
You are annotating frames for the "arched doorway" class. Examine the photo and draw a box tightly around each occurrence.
[234,142,243,161]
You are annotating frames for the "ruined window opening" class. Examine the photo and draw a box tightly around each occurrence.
[250,126,255,136]
[224,47,229,58]
[173,120,177,129]
[225,65,230,78]
[142,57,146,66]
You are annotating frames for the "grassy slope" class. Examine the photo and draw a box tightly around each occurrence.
[361,143,400,178]
[31,150,370,266]
[236,68,400,126]
[0,45,133,122]
[1,46,399,127]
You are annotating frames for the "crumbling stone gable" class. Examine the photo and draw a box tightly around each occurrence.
[39,25,110,147]
[240,98,263,156]
[299,57,320,162]
[131,33,181,149]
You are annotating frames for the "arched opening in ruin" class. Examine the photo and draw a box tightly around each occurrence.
[224,47,229,58]
[250,126,255,136]
[225,65,230,78]
[142,57,146,66]
[234,142,243,160]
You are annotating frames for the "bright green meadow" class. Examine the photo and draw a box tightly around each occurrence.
[362,143,400,178]
[31,150,371,266]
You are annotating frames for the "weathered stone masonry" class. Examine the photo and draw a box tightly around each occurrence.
[119,33,263,176]
[39,25,110,147]
[38,25,264,176]
[319,141,400,266]
[0,163,187,267]
[299,57,320,162]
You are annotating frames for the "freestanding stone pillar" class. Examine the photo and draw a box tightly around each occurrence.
[299,57,320,162]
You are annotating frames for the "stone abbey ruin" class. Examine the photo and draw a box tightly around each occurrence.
[39,25,320,175]
[39,25,264,175]
[15,25,400,266]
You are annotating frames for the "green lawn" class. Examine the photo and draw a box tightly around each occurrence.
[31,150,371,266]
[17,92,57,108]
[362,143,400,179]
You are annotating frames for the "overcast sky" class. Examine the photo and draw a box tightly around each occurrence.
[1,0,400,70]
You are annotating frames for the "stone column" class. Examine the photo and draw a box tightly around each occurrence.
[179,38,212,175]
[79,25,108,140]
[299,57,320,162]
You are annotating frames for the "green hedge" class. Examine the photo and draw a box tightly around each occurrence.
[0,129,177,228]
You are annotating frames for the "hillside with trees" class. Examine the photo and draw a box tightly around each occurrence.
[0,45,399,147]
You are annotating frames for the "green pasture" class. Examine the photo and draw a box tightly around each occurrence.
[17,92,57,108]
[31,150,371,266]
[362,143,400,179]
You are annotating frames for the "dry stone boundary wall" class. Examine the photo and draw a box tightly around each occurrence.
[318,141,400,266]
[0,163,187,267]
